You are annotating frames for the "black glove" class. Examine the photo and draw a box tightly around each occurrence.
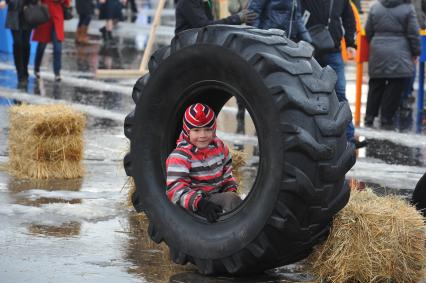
[238,9,257,25]
[197,198,222,223]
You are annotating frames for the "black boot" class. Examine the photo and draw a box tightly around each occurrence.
[100,26,108,42]
[364,115,374,127]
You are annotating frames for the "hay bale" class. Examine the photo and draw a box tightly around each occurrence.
[307,190,426,283]
[8,104,85,179]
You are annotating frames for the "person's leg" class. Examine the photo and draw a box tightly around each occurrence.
[106,19,114,41]
[129,0,138,22]
[130,0,138,13]
[34,41,47,77]
[236,97,245,134]
[10,30,24,81]
[208,192,243,212]
[380,78,406,124]
[83,14,92,27]
[401,69,416,109]
[51,27,62,78]
[78,14,84,27]
[76,14,84,42]
[77,13,92,44]
[21,30,31,79]
[365,78,386,125]
[321,52,355,142]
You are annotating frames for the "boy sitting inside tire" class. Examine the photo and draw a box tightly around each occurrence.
[166,103,242,222]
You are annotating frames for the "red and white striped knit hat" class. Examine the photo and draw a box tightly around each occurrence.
[182,103,216,138]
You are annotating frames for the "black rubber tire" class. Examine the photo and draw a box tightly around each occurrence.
[124,25,356,275]
[412,172,426,217]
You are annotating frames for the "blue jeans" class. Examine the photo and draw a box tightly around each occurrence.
[34,27,62,76]
[402,66,416,99]
[315,51,355,142]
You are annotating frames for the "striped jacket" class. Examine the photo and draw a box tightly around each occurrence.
[166,134,238,212]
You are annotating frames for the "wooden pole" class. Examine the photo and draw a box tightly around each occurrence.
[139,0,166,72]
[96,0,166,78]
[354,62,363,126]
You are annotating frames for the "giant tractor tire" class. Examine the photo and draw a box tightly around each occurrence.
[124,25,356,275]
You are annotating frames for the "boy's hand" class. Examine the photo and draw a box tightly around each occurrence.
[238,9,257,25]
[197,198,222,223]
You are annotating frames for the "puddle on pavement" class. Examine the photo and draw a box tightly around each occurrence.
[363,138,424,167]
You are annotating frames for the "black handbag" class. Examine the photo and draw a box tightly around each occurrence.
[23,3,50,27]
[307,0,335,52]
[63,5,73,20]
[308,24,335,51]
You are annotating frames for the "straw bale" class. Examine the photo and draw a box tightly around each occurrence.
[8,104,85,179]
[307,189,426,283]
[9,159,84,179]
[9,134,83,161]
[9,104,85,136]
[125,177,136,208]
[229,148,247,188]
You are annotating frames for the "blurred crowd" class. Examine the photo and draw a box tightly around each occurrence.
[1,0,426,135]
[175,0,426,137]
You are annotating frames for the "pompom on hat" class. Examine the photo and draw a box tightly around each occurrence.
[182,103,216,138]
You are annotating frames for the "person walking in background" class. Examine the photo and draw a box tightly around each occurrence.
[364,0,420,129]
[401,0,426,109]
[33,0,71,82]
[175,0,256,34]
[249,0,312,43]
[75,0,95,44]
[98,0,127,44]
[300,0,366,149]
[0,0,37,87]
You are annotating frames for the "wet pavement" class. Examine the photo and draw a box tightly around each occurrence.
[1,3,426,282]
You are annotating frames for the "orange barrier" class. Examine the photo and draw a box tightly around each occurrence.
[341,2,367,125]
[351,1,368,126]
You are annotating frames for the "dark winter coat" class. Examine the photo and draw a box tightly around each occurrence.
[32,0,70,43]
[175,0,241,34]
[76,0,94,15]
[300,0,356,52]
[365,0,420,79]
[5,0,36,30]
[248,0,312,42]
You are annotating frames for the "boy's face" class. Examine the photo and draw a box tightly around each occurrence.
[189,127,214,149]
